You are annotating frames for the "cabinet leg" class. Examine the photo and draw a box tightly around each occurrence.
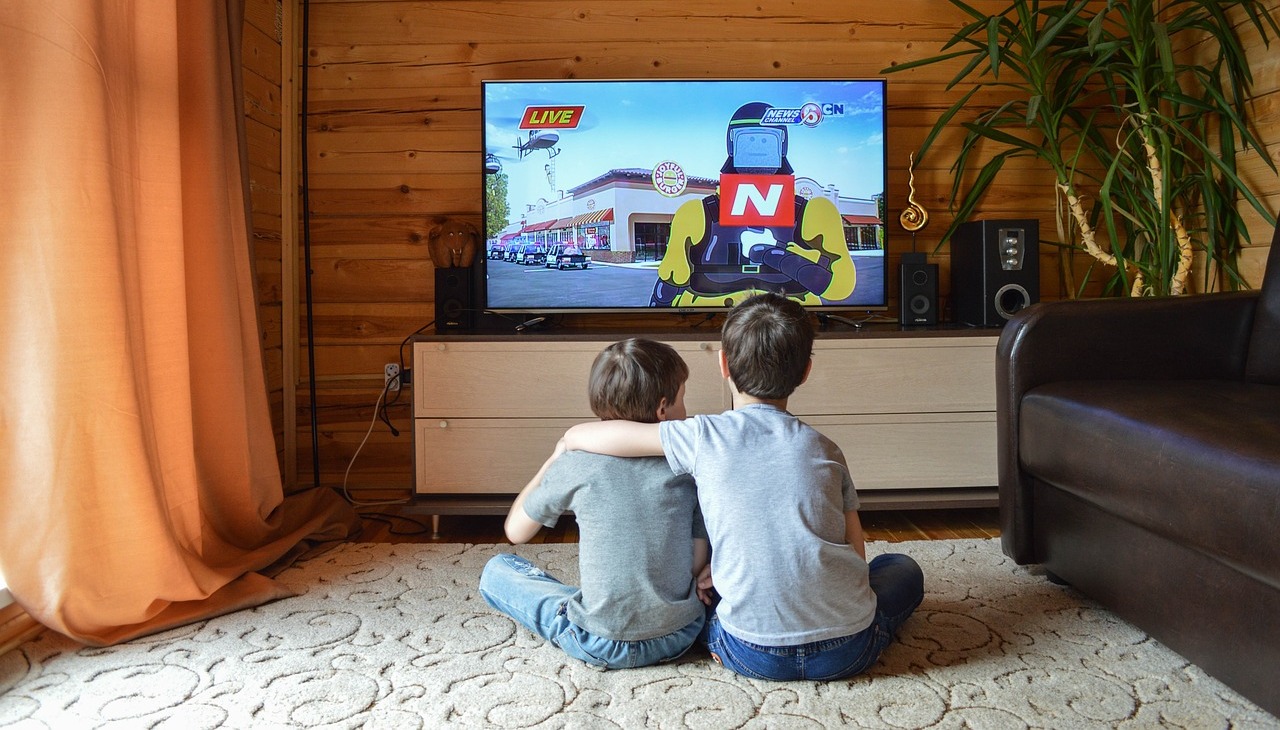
[431,514,440,539]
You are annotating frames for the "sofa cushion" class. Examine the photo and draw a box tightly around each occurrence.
[1020,379,1280,588]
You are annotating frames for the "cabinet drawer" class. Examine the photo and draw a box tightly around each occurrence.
[807,414,997,490]
[415,414,996,495]
[414,340,726,419]
[415,417,578,494]
[793,337,998,415]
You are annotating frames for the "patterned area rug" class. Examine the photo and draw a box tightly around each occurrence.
[1,539,1275,728]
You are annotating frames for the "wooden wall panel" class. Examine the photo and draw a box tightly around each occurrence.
[284,0,1278,496]
[244,0,288,478]
[1196,0,1280,287]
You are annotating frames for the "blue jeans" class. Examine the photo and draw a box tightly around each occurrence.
[478,553,705,669]
[702,553,924,681]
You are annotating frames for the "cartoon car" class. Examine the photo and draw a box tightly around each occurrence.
[488,242,507,260]
[544,243,590,270]
[518,243,547,266]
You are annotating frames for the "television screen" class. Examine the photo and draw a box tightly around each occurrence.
[481,79,888,313]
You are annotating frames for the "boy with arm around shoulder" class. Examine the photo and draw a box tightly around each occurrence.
[563,292,924,681]
[478,338,709,670]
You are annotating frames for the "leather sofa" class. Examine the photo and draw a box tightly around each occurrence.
[996,221,1280,716]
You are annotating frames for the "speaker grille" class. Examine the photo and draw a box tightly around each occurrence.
[898,254,938,326]
[950,220,1039,327]
[435,267,475,332]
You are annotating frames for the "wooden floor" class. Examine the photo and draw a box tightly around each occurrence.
[353,507,1001,544]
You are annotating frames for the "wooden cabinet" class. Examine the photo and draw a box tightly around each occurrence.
[412,337,725,499]
[413,330,999,511]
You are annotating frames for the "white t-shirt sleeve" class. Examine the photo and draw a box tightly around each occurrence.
[658,417,700,476]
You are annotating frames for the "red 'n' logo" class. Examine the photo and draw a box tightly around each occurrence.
[519,106,585,129]
[720,175,795,227]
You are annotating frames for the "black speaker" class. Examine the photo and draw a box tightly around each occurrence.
[898,252,938,326]
[950,219,1039,326]
[434,267,474,332]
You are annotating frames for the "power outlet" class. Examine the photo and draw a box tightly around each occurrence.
[384,363,401,392]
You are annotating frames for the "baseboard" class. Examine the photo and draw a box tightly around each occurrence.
[857,487,998,511]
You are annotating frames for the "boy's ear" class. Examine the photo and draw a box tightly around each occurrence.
[801,357,813,385]
[718,349,731,380]
[655,397,669,421]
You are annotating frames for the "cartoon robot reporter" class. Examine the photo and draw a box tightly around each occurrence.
[650,101,856,307]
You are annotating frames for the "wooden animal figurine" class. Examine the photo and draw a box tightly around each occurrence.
[428,220,480,268]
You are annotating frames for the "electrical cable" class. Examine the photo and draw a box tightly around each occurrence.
[345,319,442,507]
[377,320,436,436]
[378,380,401,437]
[300,0,321,488]
[342,378,412,508]
[687,312,717,328]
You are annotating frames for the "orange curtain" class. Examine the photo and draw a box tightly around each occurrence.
[0,1,359,645]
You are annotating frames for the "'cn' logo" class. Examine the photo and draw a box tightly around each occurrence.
[519,106,585,129]
[720,175,795,227]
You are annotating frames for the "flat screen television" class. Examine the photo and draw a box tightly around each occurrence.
[481,78,888,314]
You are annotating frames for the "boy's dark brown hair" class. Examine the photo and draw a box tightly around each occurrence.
[721,292,815,399]
[588,338,689,422]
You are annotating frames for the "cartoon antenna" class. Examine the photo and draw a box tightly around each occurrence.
[898,151,929,252]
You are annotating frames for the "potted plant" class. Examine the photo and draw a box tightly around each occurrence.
[883,0,1278,296]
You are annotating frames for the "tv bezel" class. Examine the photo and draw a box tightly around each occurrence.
[478,77,890,316]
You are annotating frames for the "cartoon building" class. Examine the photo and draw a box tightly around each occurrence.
[489,169,881,268]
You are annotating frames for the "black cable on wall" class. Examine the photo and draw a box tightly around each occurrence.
[300,0,321,489]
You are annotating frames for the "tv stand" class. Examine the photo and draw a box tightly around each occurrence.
[411,327,999,530]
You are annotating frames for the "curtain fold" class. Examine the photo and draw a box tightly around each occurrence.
[0,0,360,645]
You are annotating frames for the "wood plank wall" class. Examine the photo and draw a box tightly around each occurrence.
[244,0,289,480]
[248,0,1280,496]
[1229,2,1280,282]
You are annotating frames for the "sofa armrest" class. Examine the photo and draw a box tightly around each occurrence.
[996,291,1259,564]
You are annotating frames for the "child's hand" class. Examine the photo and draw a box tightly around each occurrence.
[696,564,715,606]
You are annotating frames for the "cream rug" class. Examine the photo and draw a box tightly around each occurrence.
[1,539,1275,728]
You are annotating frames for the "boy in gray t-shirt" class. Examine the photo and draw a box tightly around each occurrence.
[563,293,925,681]
[478,339,708,669]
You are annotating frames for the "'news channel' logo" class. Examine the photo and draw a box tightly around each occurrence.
[761,102,847,128]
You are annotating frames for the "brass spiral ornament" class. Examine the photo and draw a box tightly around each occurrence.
[899,152,929,232]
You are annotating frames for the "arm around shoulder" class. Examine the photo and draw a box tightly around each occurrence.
[563,419,665,457]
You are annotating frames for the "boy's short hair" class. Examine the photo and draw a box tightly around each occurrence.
[721,292,815,399]
[588,338,689,422]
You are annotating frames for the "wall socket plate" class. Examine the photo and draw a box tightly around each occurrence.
[384,363,401,392]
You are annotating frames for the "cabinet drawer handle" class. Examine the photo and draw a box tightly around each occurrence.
[439,420,449,429]
[700,342,711,351]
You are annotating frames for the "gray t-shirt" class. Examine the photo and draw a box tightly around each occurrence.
[523,451,706,641]
[660,403,877,646]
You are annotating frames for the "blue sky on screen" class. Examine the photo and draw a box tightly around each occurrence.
[484,79,886,211]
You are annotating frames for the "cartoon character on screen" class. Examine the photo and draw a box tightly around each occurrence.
[650,102,855,307]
